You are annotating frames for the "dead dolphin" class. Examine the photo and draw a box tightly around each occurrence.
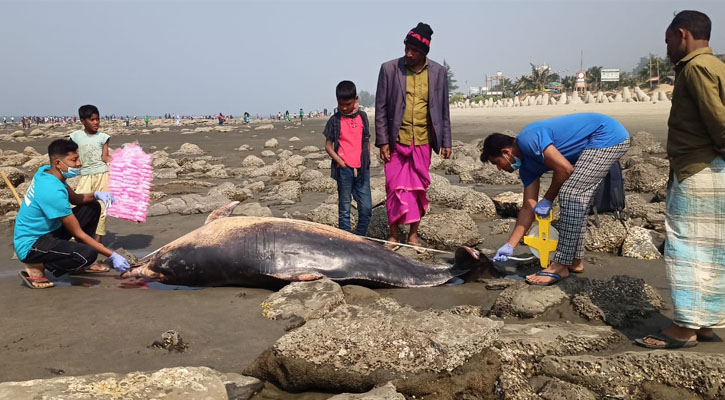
[122,202,500,288]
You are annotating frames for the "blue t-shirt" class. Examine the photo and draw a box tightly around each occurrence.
[517,113,629,188]
[13,166,72,260]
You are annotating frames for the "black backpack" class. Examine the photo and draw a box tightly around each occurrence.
[588,160,628,227]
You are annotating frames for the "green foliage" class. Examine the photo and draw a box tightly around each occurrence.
[450,93,465,103]
[586,66,602,91]
[359,90,375,108]
[444,60,459,92]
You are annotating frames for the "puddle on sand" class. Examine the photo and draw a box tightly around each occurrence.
[119,278,203,291]
[49,276,101,288]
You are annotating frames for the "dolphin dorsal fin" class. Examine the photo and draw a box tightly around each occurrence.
[204,201,241,225]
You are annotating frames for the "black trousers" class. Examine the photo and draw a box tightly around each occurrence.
[22,202,101,276]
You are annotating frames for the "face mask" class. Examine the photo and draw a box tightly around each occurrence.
[60,160,80,179]
[507,154,522,170]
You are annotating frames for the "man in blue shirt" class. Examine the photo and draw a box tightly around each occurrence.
[480,113,630,285]
[13,139,131,288]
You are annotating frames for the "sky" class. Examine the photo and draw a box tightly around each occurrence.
[1,0,723,117]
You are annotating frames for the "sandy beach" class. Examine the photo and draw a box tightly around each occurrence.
[0,101,723,399]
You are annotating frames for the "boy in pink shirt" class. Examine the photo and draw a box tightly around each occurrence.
[323,81,372,235]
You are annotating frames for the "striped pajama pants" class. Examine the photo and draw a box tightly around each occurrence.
[552,139,630,265]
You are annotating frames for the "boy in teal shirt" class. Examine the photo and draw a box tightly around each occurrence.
[13,139,131,288]
[69,104,111,242]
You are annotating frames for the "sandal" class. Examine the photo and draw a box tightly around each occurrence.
[525,271,564,286]
[634,332,698,349]
[18,271,55,289]
[407,241,426,254]
[384,240,400,251]
[81,264,111,274]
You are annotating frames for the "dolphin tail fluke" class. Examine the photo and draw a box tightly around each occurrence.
[204,201,241,225]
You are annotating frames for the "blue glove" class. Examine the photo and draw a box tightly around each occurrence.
[493,243,514,262]
[94,191,115,206]
[109,252,131,273]
[534,198,553,217]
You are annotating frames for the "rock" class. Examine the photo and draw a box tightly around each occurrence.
[302,176,336,194]
[153,168,178,179]
[300,145,320,153]
[220,373,264,400]
[0,167,25,188]
[277,149,294,159]
[585,214,627,253]
[205,165,229,179]
[419,210,482,250]
[261,278,345,321]
[264,138,279,148]
[288,136,300,142]
[492,191,523,217]
[231,202,273,217]
[0,153,31,167]
[342,285,380,304]
[470,163,522,185]
[147,203,170,217]
[621,226,662,259]
[208,182,250,202]
[254,124,274,130]
[260,150,276,157]
[245,297,503,395]
[630,131,664,153]
[506,285,568,318]
[0,198,19,215]
[238,144,252,151]
[624,163,668,193]
[242,155,266,168]
[174,142,205,155]
[460,190,497,217]
[299,169,324,183]
[445,156,478,175]
[29,128,44,136]
[532,377,597,400]
[244,181,265,193]
[540,351,725,400]
[328,383,405,400]
[21,155,47,171]
[317,160,331,169]
[0,366,229,400]
[493,322,625,400]
[179,193,229,214]
[306,203,345,227]
[160,197,187,214]
[561,275,664,327]
[274,181,302,202]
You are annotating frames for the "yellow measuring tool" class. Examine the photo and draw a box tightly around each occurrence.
[523,211,558,268]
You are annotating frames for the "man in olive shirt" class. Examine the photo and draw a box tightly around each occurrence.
[637,10,725,349]
[375,22,452,251]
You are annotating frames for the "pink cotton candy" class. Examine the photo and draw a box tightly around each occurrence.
[107,142,153,223]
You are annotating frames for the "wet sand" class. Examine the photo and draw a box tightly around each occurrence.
[0,103,722,398]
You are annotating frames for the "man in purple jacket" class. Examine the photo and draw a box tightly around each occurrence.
[375,22,452,252]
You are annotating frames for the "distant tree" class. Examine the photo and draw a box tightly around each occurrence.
[450,93,465,103]
[444,60,459,92]
[358,90,375,108]
[529,63,551,92]
[561,75,577,92]
[586,66,602,91]
[547,73,561,84]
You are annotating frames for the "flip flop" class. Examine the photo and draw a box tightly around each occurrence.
[83,265,111,274]
[525,271,563,286]
[407,242,426,254]
[18,271,55,289]
[634,332,698,349]
[384,242,400,251]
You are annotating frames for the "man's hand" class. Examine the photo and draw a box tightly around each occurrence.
[440,147,452,159]
[534,198,553,217]
[94,192,115,207]
[337,160,347,169]
[109,252,131,273]
[380,144,391,163]
[493,243,514,262]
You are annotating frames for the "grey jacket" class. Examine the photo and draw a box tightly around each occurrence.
[374,57,452,153]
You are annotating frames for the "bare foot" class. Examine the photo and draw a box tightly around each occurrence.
[526,261,570,285]
[641,324,697,346]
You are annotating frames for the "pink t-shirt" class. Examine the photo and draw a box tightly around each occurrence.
[338,114,363,168]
